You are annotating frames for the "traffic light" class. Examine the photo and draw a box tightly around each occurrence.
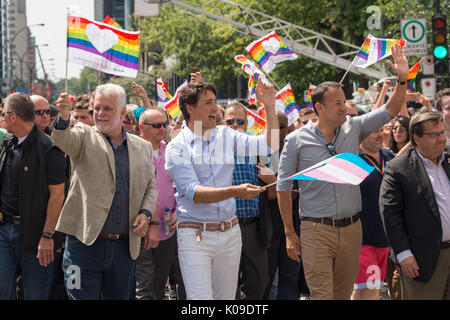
[432,14,448,75]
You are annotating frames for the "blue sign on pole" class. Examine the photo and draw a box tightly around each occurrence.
[15,87,30,95]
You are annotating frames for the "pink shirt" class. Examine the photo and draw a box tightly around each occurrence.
[153,141,177,241]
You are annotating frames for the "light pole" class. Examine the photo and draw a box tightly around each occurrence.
[7,23,45,92]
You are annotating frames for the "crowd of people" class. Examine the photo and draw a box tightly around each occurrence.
[0,44,448,300]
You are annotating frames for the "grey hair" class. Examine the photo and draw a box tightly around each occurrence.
[95,83,127,110]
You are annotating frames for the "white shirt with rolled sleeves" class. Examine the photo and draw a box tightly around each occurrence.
[165,124,273,223]
[277,105,391,219]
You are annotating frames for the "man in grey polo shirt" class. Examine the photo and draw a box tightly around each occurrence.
[276,44,409,300]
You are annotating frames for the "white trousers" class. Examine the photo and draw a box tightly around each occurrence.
[177,223,242,300]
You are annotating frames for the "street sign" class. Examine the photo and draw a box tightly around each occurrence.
[15,87,30,95]
[422,56,435,75]
[401,19,428,56]
[420,78,436,100]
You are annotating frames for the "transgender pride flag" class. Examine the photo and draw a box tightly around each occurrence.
[352,34,405,68]
[284,153,375,186]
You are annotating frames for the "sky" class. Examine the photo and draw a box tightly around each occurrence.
[26,0,94,82]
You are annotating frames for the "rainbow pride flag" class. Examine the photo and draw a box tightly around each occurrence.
[103,15,122,29]
[248,72,262,105]
[407,58,423,91]
[234,55,263,76]
[353,34,405,68]
[67,16,140,78]
[156,78,173,108]
[165,80,187,121]
[246,107,266,135]
[245,31,298,73]
[306,84,316,108]
[275,84,300,126]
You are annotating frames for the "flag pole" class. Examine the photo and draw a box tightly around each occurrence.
[248,56,282,91]
[65,7,70,92]
[339,60,354,85]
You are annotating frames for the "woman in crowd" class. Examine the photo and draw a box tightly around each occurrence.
[389,116,410,155]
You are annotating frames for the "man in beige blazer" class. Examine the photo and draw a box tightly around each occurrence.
[52,83,158,300]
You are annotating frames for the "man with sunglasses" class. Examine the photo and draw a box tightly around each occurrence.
[165,79,279,300]
[0,93,66,299]
[380,111,449,299]
[276,43,409,300]
[30,95,52,135]
[135,108,177,300]
[224,102,277,300]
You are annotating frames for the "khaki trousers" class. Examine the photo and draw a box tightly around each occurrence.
[401,248,450,300]
[300,219,362,300]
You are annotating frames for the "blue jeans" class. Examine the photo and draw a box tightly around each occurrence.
[0,222,54,300]
[63,235,135,300]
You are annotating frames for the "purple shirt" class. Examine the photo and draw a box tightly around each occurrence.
[153,141,177,241]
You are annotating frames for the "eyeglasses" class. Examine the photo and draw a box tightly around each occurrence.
[225,119,246,126]
[143,122,169,129]
[392,127,406,133]
[326,143,337,156]
[1,111,13,117]
[35,109,50,116]
[422,130,446,139]
[301,117,318,125]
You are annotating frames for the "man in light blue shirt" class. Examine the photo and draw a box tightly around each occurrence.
[165,80,279,300]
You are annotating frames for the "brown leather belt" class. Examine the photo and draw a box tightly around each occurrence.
[97,234,128,241]
[178,217,238,242]
[301,213,360,228]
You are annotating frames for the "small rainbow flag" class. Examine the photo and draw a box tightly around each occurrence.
[103,15,122,29]
[306,84,316,108]
[248,72,262,105]
[275,84,300,126]
[156,78,173,108]
[234,55,263,76]
[353,34,405,68]
[245,31,298,73]
[246,107,266,135]
[406,58,423,91]
[164,80,187,121]
[67,16,140,78]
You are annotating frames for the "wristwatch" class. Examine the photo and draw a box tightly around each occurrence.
[397,78,406,85]
[42,232,54,239]
[139,209,159,225]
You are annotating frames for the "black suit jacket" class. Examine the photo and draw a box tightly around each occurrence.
[379,148,450,282]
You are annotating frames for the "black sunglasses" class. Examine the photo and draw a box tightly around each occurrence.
[225,119,246,126]
[35,109,50,116]
[1,111,13,117]
[279,124,286,130]
[326,143,337,156]
[143,122,168,129]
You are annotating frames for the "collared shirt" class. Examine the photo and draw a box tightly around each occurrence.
[277,105,391,219]
[165,124,272,223]
[0,137,23,216]
[397,150,450,263]
[99,129,130,235]
[232,155,259,219]
[359,148,394,248]
[55,115,130,235]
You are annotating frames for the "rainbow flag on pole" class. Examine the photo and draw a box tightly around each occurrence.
[245,31,298,73]
[246,107,266,135]
[164,80,187,121]
[67,16,140,78]
[406,58,423,91]
[306,84,316,108]
[275,84,300,126]
[285,152,375,185]
[234,55,263,76]
[156,78,172,108]
[352,34,405,68]
[103,15,122,29]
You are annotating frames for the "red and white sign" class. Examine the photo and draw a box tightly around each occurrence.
[420,78,436,100]
[422,56,434,75]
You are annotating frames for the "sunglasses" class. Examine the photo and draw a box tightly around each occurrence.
[1,111,13,117]
[279,124,286,130]
[225,119,246,126]
[35,109,50,116]
[143,122,169,129]
[302,118,318,125]
[326,143,337,156]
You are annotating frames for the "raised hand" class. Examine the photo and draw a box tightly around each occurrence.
[386,43,409,82]
[255,77,275,110]
[55,92,72,121]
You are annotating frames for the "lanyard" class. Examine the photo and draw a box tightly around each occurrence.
[362,154,385,175]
